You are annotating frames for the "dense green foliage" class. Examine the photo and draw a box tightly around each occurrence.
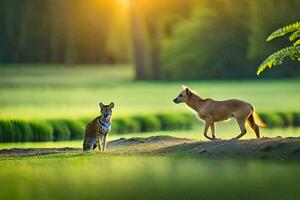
[257,21,300,75]
[162,1,250,79]
[1,111,300,142]
[162,0,300,79]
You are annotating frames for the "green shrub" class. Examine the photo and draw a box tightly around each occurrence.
[11,120,32,142]
[8,120,19,142]
[64,120,85,140]
[0,119,56,142]
[156,113,193,130]
[0,120,13,142]
[112,118,141,134]
[0,111,299,142]
[48,120,71,141]
[5,120,14,142]
[29,121,53,142]
[278,112,294,127]
[0,119,53,142]
[132,115,161,132]
[181,113,198,129]
[292,112,300,126]
[0,120,4,142]
[260,113,285,128]
[19,120,32,142]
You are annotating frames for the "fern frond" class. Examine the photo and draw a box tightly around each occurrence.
[257,45,300,75]
[289,30,300,41]
[266,21,300,42]
[294,39,300,46]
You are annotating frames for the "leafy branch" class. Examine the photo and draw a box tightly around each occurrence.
[257,21,300,75]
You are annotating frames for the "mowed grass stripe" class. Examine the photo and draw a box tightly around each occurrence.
[0,81,300,119]
[0,65,299,120]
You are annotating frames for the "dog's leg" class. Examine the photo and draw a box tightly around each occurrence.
[210,123,221,140]
[247,114,260,138]
[203,121,214,140]
[93,143,97,150]
[83,139,92,151]
[102,135,107,151]
[97,136,102,151]
[233,118,247,140]
[253,125,260,138]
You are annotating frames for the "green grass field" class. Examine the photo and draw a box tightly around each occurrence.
[0,154,299,200]
[0,65,300,119]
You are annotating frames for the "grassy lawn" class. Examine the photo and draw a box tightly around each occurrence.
[0,153,299,200]
[0,65,300,119]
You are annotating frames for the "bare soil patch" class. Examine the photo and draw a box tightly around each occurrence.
[1,136,300,160]
[155,136,300,160]
[0,147,80,157]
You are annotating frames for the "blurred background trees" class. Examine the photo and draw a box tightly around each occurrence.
[0,0,123,63]
[161,0,250,79]
[0,0,299,79]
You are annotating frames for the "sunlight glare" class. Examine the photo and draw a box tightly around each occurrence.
[117,0,129,7]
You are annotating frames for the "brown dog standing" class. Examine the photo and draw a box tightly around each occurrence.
[83,102,114,151]
[173,86,265,140]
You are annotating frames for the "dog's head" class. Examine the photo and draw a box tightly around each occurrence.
[99,102,115,118]
[173,86,192,104]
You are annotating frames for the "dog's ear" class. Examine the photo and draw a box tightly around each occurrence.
[186,87,191,96]
[99,102,104,109]
[109,102,115,109]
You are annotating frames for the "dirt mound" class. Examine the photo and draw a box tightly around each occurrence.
[0,147,80,157]
[156,137,300,160]
[1,136,300,160]
[107,135,193,154]
[109,135,191,147]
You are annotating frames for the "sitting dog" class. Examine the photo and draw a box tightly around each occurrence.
[83,102,114,151]
[173,86,265,140]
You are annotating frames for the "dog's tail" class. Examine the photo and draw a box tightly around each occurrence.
[249,105,266,128]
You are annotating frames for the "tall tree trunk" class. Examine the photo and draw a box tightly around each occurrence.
[49,0,61,63]
[129,0,146,80]
[147,19,161,79]
[64,2,77,64]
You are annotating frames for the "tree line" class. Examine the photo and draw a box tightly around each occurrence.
[0,0,131,64]
[0,0,299,79]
